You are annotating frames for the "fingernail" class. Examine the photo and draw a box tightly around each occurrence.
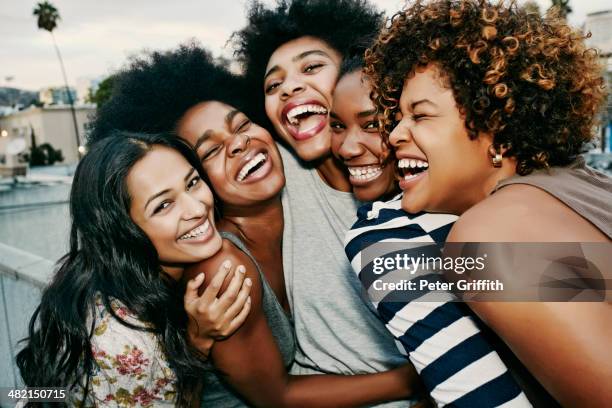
[223,260,231,269]
[198,272,205,280]
[237,265,246,274]
[245,278,252,286]
[247,296,251,303]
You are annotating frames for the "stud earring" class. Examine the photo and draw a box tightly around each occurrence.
[489,144,502,168]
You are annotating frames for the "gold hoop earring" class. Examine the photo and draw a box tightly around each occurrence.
[489,144,502,168]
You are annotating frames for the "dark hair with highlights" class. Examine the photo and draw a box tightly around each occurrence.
[232,0,384,129]
[365,0,606,175]
[17,132,209,407]
[87,42,244,145]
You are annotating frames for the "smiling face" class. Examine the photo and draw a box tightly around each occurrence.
[330,71,396,202]
[128,145,222,279]
[177,101,285,208]
[389,64,495,215]
[263,36,342,162]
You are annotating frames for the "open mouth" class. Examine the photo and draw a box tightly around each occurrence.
[178,219,211,241]
[348,165,383,184]
[282,101,329,141]
[397,158,429,181]
[236,151,271,183]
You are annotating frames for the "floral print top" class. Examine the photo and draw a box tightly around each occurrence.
[68,294,177,407]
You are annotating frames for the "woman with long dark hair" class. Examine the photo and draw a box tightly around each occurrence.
[16,132,252,407]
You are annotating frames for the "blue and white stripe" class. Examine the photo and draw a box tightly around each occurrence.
[345,195,531,407]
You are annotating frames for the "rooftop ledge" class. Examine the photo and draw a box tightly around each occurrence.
[0,242,54,288]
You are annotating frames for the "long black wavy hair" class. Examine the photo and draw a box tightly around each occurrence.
[231,0,384,130]
[16,132,210,407]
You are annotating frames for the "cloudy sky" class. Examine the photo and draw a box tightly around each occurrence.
[1,0,609,91]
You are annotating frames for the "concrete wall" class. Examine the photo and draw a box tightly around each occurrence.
[0,243,52,389]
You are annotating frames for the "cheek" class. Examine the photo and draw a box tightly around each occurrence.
[265,97,279,124]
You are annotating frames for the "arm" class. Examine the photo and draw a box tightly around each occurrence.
[448,203,612,407]
[188,239,418,408]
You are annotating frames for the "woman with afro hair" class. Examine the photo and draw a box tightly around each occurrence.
[365,0,612,406]
[232,5,417,405]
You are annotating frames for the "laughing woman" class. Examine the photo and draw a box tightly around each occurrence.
[366,0,612,406]
[232,4,414,402]
[16,133,252,407]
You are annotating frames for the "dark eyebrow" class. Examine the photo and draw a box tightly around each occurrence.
[329,111,340,119]
[357,109,378,118]
[144,168,196,212]
[144,189,170,211]
[411,99,437,110]
[225,109,240,126]
[264,49,333,80]
[194,129,214,151]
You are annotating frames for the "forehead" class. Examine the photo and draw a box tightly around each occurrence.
[127,146,190,200]
[178,101,235,144]
[334,71,371,101]
[266,36,341,71]
[401,65,449,101]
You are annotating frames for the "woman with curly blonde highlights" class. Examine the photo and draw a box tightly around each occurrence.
[365,0,612,407]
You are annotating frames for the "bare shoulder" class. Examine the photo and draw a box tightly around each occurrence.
[183,238,262,293]
[448,184,563,242]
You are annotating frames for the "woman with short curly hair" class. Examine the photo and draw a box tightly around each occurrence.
[366,0,612,406]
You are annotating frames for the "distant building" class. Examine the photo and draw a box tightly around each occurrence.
[76,77,103,104]
[584,10,612,152]
[584,10,612,55]
[39,86,78,106]
[0,105,95,165]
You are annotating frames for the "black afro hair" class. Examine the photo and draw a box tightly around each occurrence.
[231,0,384,129]
[87,42,245,145]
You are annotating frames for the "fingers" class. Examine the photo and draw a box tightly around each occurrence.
[201,260,233,304]
[184,272,205,307]
[222,275,253,326]
[217,265,247,309]
[223,295,252,337]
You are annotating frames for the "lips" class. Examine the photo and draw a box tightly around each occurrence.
[178,218,212,242]
[347,164,383,186]
[281,100,329,142]
[234,148,272,184]
[396,156,429,190]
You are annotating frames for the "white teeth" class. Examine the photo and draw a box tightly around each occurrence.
[237,153,266,182]
[286,104,328,125]
[404,173,419,180]
[398,158,429,169]
[179,219,210,241]
[348,165,382,181]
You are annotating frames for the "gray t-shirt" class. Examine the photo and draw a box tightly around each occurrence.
[279,145,409,406]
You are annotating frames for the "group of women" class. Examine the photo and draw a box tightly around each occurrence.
[16,0,612,407]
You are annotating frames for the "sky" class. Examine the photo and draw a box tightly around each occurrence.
[1,0,610,91]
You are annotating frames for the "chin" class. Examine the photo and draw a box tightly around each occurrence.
[401,195,426,215]
[294,141,331,162]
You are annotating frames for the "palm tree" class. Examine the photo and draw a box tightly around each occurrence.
[550,0,572,20]
[33,1,82,158]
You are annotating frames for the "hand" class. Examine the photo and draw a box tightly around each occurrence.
[184,260,252,354]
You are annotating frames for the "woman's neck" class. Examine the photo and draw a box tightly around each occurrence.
[315,154,352,192]
[218,196,284,245]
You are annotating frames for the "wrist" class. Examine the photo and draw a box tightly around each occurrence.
[189,334,215,357]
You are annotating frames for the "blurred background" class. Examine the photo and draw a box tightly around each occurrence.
[1,0,611,393]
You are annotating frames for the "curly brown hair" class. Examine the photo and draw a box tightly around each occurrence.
[365,0,606,175]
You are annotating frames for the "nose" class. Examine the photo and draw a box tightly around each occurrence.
[181,193,206,220]
[280,75,305,100]
[389,118,412,148]
[227,133,250,157]
[337,128,364,161]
